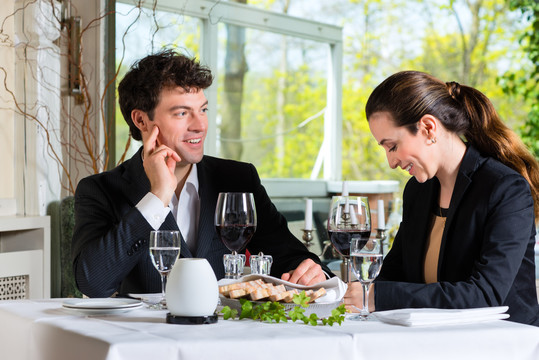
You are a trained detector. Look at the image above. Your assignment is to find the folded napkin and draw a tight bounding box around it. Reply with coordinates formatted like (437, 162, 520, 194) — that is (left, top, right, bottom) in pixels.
(373, 306, 510, 327)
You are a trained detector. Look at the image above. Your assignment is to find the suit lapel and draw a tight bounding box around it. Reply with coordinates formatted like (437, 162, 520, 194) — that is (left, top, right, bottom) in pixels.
(407, 179, 438, 281)
(438, 146, 483, 270)
(160, 212, 192, 258)
(122, 147, 152, 207)
(195, 157, 219, 258)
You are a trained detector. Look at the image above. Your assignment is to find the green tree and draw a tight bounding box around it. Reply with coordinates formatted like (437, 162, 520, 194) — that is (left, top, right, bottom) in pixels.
(400, 0, 530, 128)
(503, 0, 539, 159)
(241, 64, 326, 178)
(340, 0, 531, 189)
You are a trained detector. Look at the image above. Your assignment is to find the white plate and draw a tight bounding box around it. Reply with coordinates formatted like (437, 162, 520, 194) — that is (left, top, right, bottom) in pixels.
(62, 298, 143, 315)
(218, 274, 347, 318)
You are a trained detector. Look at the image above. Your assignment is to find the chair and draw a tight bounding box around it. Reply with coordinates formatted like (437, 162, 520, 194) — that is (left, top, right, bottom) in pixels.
(60, 196, 82, 298)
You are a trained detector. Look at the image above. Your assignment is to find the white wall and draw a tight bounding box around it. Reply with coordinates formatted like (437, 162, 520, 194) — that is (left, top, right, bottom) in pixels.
(0, 0, 108, 216)
(0, 2, 16, 215)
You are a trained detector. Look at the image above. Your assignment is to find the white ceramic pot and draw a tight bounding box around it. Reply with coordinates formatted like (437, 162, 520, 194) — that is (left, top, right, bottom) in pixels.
(166, 258, 218, 316)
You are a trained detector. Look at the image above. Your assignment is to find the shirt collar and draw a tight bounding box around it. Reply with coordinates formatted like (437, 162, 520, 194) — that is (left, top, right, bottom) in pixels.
(185, 163, 199, 194)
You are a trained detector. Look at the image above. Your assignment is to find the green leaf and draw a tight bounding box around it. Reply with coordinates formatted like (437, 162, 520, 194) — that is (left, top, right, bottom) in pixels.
(308, 313, 319, 326)
(239, 298, 253, 319)
(221, 306, 238, 320)
(221, 297, 345, 326)
(293, 291, 311, 307)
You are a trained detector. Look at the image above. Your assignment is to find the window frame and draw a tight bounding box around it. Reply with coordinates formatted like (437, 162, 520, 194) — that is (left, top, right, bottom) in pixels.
(117, 0, 343, 180)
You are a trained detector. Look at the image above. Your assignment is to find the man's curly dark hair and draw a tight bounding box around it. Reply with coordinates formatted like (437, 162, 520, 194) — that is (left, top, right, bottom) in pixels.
(118, 49, 214, 141)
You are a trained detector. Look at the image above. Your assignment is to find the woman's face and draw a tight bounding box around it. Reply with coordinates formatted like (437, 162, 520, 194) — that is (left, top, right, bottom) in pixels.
(368, 111, 437, 183)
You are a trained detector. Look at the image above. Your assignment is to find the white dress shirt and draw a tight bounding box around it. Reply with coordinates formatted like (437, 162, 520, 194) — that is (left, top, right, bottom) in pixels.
(136, 164, 200, 254)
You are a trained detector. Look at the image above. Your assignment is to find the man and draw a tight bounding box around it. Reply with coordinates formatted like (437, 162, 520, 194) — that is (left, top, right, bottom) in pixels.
(72, 49, 329, 298)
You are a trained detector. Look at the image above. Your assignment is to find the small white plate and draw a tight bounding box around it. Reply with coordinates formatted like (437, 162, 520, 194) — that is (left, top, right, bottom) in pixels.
(62, 298, 143, 315)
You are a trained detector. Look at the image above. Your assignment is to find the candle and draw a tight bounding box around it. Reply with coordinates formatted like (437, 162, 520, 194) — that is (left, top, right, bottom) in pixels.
(349, 203, 358, 225)
(304, 199, 313, 230)
(342, 181, 349, 196)
(378, 199, 385, 229)
(344, 197, 350, 214)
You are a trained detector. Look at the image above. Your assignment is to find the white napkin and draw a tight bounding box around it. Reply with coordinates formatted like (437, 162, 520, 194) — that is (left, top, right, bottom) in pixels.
(373, 306, 510, 327)
(218, 274, 348, 303)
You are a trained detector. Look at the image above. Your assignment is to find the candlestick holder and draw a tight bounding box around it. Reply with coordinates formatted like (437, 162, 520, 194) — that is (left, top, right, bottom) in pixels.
(301, 228, 315, 248)
(376, 228, 387, 256)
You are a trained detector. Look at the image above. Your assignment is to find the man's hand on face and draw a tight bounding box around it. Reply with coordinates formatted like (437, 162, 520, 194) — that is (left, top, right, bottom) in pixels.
(281, 258, 326, 286)
(143, 126, 182, 206)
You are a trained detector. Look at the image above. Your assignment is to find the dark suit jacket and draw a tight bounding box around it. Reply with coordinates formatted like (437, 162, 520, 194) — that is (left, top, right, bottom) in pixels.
(375, 146, 539, 326)
(72, 148, 327, 298)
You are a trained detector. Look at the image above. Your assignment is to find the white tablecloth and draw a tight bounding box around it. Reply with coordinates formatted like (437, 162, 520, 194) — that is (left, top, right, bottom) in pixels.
(1, 299, 539, 360)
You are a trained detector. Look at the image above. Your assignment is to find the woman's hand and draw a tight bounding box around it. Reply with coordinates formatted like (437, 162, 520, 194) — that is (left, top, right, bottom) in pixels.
(343, 282, 375, 313)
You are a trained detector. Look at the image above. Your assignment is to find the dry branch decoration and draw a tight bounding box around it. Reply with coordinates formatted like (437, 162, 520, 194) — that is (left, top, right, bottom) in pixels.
(0, 0, 135, 195)
(0, 0, 221, 196)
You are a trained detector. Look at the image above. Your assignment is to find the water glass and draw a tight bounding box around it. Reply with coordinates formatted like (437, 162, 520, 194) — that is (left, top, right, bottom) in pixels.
(149, 230, 181, 309)
(349, 236, 383, 320)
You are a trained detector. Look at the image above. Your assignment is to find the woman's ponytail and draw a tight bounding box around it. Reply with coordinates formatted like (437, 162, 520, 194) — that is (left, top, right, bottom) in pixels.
(458, 85, 539, 218)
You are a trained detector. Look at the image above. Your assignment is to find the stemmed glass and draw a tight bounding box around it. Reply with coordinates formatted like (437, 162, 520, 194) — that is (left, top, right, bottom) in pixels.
(349, 236, 383, 320)
(327, 196, 371, 282)
(215, 192, 257, 279)
(149, 230, 181, 309)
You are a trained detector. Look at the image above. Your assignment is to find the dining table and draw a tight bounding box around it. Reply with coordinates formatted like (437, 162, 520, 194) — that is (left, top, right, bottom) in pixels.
(1, 298, 539, 360)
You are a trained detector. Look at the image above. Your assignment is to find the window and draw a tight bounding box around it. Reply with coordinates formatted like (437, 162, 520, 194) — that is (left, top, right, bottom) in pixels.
(115, 0, 342, 180)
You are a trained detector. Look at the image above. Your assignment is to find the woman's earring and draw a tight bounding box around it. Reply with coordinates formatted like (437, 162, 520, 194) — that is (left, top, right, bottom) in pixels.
(430, 138, 437, 144)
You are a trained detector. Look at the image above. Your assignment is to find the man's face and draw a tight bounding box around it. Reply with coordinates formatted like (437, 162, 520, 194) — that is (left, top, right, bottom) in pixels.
(147, 87, 208, 166)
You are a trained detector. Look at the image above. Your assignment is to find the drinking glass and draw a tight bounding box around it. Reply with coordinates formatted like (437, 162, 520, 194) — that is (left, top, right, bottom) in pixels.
(327, 196, 371, 282)
(349, 236, 383, 320)
(215, 192, 257, 279)
(149, 230, 181, 309)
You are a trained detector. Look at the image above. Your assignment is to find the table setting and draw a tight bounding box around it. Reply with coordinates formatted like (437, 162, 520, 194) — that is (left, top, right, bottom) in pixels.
(2, 296, 539, 360)
(1, 189, 539, 359)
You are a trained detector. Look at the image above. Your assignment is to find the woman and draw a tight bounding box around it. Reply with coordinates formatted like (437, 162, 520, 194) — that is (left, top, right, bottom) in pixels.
(344, 71, 539, 326)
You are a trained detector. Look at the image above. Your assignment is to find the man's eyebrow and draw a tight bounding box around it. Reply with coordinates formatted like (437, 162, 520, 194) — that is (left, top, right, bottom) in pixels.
(169, 105, 191, 111)
(168, 101, 208, 112)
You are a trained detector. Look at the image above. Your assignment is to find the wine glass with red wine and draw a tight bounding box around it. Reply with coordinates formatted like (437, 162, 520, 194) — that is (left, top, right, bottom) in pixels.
(327, 196, 371, 282)
(215, 192, 257, 279)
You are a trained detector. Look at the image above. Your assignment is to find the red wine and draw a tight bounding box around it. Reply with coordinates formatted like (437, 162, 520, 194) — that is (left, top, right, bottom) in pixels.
(216, 225, 256, 252)
(328, 230, 371, 257)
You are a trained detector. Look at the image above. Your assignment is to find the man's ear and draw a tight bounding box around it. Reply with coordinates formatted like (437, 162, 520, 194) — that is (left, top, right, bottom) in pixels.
(131, 109, 150, 133)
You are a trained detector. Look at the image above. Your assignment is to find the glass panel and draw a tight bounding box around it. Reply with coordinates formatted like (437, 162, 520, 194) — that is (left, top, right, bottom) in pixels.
(114, 3, 201, 164)
(217, 24, 328, 179)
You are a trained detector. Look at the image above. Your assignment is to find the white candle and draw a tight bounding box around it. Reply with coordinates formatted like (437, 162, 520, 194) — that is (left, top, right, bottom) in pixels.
(304, 199, 313, 230)
(342, 181, 349, 196)
(350, 203, 358, 225)
(378, 199, 385, 229)
(344, 197, 350, 214)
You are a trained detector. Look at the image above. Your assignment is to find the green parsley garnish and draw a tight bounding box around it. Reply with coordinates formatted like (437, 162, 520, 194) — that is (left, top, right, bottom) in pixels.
(220, 290, 346, 326)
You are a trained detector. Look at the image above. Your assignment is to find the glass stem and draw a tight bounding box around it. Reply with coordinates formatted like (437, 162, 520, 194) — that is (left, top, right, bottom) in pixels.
(362, 283, 369, 316)
(342, 257, 350, 283)
(161, 274, 166, 301)
(231, 251, 238, 279)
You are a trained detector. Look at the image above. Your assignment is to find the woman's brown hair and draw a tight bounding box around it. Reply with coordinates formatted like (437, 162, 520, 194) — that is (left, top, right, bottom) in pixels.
(365, 70, 539, 218)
